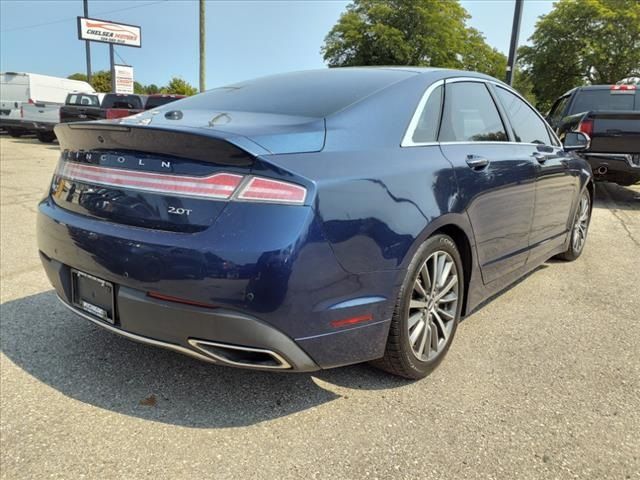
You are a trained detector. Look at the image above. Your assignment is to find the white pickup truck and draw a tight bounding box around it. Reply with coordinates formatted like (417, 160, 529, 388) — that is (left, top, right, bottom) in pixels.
(0, 72, 94, 142)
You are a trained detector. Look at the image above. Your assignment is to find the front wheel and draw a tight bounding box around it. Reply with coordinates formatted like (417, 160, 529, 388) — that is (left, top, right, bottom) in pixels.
(7, 129, 23, 138)
(371, 234, 464, 379)
(556, 189, 591, 261)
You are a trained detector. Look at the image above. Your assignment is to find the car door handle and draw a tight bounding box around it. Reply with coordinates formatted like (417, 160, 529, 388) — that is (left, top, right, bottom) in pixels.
(532, 152, 547, 164)
(466, 155, 489, 170)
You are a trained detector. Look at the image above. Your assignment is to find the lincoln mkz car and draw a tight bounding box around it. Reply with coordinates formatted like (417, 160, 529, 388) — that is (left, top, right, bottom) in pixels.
(37, 68, 593, 379)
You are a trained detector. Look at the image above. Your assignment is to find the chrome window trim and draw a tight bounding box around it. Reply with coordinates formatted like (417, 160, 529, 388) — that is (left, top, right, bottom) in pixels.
(402, 76, 563, 149)
(401, 79, 444, 147)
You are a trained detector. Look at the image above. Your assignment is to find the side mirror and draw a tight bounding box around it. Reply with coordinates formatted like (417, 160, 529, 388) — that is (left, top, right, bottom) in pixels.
(563, 131, 590, 152)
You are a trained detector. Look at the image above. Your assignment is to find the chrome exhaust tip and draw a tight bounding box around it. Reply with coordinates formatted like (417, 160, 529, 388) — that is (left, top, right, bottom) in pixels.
(187, 339, 292, 370)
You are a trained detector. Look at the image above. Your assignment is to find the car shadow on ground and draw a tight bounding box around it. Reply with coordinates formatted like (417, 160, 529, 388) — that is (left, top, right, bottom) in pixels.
(4, 136, 59, 150)
(593, 182, 640, 211)
(0, 291, 412, 429)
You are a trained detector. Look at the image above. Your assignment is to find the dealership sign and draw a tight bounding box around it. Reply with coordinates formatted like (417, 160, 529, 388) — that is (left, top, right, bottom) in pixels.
(114, 65, 134, 94)
(77, 17, 141, 48)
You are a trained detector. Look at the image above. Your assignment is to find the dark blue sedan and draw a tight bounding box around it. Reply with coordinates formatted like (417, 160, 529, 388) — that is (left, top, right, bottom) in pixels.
(37, 68, 593, 379)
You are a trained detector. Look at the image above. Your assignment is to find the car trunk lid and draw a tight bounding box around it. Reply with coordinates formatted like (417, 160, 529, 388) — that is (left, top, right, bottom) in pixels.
(52, 123, 258, 233)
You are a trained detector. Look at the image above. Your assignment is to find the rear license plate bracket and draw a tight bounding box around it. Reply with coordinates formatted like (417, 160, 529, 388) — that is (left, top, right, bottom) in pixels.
(71, 269, 116, 324)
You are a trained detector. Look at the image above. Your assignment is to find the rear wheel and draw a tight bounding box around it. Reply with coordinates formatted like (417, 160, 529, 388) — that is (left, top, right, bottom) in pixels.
(371, 234, 463, 379)
(36, 132, 56, 143)
(556, 189, 591, 261)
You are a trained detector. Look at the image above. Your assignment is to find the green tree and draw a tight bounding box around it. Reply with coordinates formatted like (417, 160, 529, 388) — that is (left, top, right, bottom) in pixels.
(321, 0, 506, 77)
(161, 77, 198, 96)
(145, 83, 160, 94)
(67, 71, 111, 92)
(518, 0, 640, 111)
(134, 81, 146, 94)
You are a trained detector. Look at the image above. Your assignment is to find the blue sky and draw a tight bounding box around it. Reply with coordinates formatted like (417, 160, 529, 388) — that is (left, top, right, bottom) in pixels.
(0, 0, 555, 89)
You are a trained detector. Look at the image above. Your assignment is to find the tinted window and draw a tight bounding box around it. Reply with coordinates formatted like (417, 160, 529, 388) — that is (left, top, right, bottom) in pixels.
(548, 95, 570, 124)
(412, 85, 443, 143)
(571, 89, 638, 112)
(496, 87, 551, 144)
(102, 94, 143, 110)
(170, 69, 415, 117)
(145, 96, 183, 110)
(439, 82, 508, 142)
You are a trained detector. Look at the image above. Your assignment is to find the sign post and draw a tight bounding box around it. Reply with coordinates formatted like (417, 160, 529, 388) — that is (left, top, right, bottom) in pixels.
(77, 17, 141, 93)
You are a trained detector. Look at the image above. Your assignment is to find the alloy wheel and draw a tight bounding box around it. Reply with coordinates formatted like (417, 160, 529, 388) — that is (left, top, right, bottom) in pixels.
(407, 250, 459, 361)
(572, 193, 590, 253)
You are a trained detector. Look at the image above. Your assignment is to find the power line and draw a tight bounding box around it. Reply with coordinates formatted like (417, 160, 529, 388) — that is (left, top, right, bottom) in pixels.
(114, 48, 129, 66)
(1, 0, 168, 33)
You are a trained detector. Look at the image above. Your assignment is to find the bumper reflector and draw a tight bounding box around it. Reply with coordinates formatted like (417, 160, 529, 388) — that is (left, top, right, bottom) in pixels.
(330, 314, 373, 328)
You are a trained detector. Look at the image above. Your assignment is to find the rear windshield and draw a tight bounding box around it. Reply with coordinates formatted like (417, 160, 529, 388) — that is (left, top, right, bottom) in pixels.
(102, 94, 143, 110)
(66, 93, 100, 106)
(145, 96, 182, 110)
(171, 69, 415, 117)
(571, 89, 638, 112)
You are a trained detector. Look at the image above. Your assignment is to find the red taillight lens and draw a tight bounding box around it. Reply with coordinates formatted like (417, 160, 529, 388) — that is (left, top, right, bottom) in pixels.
(578, 119, 593, 136)
(105, 109, 120, 119)
(56, 162, 243, 199)
(54, 161, 307, 204)
(236, 177, 307, 205)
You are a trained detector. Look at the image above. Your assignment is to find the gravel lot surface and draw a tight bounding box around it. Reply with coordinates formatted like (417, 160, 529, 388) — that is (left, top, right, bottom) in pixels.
(1, 135, 639, 479)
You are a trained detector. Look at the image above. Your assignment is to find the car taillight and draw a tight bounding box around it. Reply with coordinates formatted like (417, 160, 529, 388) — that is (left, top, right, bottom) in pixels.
(236, 177, 307, 204)
(105, 109, 119, 119)
(54, 161, 307, 204)
(578, 119, 593, 136)
(610, 85, 636, 91)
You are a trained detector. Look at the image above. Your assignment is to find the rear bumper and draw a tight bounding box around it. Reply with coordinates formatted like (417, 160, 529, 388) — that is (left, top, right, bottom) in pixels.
(44, 254, 320, 371)
(37, 197, 399, 371)
(0, 118, 29, 131)
(583, 153, 640, 185)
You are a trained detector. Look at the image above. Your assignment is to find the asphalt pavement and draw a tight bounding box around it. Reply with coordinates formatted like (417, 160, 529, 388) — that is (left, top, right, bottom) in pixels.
(1, 135, 638, 479)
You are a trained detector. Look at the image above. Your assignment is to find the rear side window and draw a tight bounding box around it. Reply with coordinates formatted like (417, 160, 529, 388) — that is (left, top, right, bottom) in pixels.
(496, 87, 551, 145)
(412, 85, 443, 143)
(439, 82, 508, 142)
(548, 95, 570, 124)
(66, 94, 100, 106)
(571, 89, 638, 112)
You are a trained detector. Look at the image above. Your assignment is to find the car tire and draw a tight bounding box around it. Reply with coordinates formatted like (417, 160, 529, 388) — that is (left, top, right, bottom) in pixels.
(7, 129, 23, 138)
(556, 188, 591, 262)
(36, 132, 56, 143)
(371, 234, 464, 379)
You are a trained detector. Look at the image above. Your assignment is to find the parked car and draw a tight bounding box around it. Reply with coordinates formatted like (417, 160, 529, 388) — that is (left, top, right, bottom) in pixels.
(0, 72, 93, 137)
(60, 93, 144, 124)
(38, 68, 593, 379)
(144, 94, 186, 110)
(547, 84, 640, 185)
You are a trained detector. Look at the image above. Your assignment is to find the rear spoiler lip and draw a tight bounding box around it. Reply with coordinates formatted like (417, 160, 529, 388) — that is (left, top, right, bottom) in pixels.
(53, 122, 270, 166)
(54, 122, 272, 162)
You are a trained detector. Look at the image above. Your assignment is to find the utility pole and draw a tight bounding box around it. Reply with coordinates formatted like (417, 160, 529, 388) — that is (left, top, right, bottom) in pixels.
(199, 0, 206, 92)
(505, 0, 524, 86)
(83, 0, 92, 84)
(109, 44, 115, 93)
